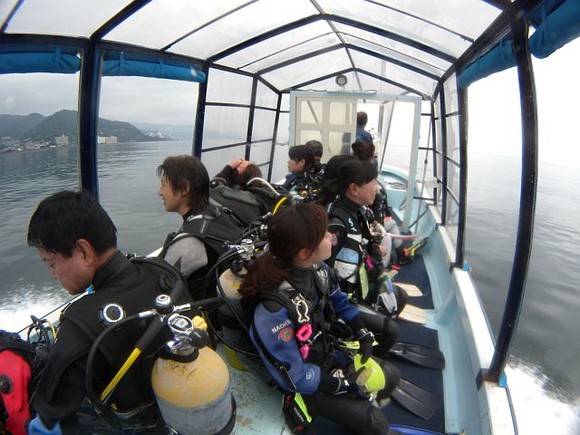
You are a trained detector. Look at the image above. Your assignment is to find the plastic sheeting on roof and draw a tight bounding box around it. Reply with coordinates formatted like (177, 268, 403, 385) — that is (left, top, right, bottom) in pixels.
(0, 0, 502, 96)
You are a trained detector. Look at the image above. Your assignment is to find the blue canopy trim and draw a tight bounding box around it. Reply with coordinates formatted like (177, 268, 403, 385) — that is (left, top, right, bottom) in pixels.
(0, 44, 206, 83)
(0, 45, 80, 74)
(458, 0, 580, 87)
(102, 52, 206, 82)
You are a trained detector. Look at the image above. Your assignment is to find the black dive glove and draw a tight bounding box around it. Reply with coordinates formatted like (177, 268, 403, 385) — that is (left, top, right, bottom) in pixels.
(354, 328, 374, 364)
(332, 368, 367, 395)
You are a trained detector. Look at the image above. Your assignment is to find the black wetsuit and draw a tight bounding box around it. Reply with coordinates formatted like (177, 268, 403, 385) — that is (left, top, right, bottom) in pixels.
(32, 251, 192, 433)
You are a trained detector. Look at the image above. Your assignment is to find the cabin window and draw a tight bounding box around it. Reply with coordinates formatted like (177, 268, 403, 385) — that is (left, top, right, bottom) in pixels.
(202, 105, 250, 149)
(248, 141, 273, 168)
(97, 75, 197, 254)
(252, 109, 276, 142)
(207, 69, 252, 105)
(0, 72, 80, 310)
(255, 82, 278, 110)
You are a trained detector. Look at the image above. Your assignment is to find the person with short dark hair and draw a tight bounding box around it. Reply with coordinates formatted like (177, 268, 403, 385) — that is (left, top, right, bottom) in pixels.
(356, 111, 373, 145)
(280, 144, 315, 192)
(305, 140, 324, 174)
(27, 190, 192, 434)
(351, 140, 375, 163)
(239, 203, 399, 434)
(157, 155, 219, 299)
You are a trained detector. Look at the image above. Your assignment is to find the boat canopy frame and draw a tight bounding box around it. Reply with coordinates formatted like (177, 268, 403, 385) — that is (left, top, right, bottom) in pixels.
(1, 0, 577, 387)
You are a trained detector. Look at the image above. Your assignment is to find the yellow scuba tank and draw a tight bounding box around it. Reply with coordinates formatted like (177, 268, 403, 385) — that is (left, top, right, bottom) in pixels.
(217, 266, 249, 371)
(151, 315, 235, 434)
(217, 238, 257, 371)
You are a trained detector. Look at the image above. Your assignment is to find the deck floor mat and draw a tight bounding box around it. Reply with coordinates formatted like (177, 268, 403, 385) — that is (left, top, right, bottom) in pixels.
(393, 254, 434, 310)
(384, 253, 444, 433)
(383, 322, 445, 433)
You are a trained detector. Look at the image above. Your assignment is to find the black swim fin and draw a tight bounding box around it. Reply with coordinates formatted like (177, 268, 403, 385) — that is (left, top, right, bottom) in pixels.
(391, 378, 441, 421)
(388, 342, 445, 370)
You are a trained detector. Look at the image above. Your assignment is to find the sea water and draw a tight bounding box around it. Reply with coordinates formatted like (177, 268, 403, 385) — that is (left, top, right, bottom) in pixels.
(0, 141, 578, 433)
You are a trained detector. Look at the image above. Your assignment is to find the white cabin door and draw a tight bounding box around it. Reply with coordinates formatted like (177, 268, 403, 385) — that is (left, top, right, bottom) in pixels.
(290, 93, 357, 162)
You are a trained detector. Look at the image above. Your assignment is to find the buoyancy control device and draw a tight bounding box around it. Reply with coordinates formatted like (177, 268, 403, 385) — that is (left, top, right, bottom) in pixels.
(86, 284, 235, 435)
(0, 320, 51, 435)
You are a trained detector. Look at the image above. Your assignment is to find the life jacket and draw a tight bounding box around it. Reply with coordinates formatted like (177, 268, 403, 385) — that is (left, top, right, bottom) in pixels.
(371, 178, 392, 223)
(327, 199, 389, 303)
(209, 185, 269, 227)
(0, 331, 46, 435)
(326, 200, 366, 295)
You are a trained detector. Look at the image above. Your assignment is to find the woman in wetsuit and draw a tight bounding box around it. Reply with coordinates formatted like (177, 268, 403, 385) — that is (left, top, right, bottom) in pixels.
(318, 156, 405, 350)
(238, 203, 399, 434)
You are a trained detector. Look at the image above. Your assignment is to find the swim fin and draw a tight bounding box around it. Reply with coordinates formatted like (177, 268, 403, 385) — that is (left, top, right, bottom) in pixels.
(388, 342, 445, 370)
(391, 378, 441, 420)
(403, 237, 428, 259)
(393, 282, 423, 298)
(397, 304, 426, 324)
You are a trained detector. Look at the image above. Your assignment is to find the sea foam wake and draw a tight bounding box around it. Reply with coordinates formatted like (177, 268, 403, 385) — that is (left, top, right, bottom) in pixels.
(507, 362, 580, 434)
(1, 292, 578, 435)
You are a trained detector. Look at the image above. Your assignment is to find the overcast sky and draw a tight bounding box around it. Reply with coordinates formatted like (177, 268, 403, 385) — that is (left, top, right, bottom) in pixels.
(1, 37, 578, 165)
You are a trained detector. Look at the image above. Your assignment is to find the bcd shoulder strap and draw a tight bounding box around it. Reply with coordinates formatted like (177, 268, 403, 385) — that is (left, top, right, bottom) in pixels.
(159, 205, 246, 259)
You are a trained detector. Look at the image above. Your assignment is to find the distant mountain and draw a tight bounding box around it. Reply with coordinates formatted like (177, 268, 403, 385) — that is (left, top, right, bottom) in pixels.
(0, 113, 44, 138)
(0, 110, 158, 145)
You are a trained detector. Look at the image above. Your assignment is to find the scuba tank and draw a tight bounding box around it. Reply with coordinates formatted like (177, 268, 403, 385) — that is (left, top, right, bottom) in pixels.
(86, 290, 235, 435)
(151, 314, 235, 435)
(216, 239, 258, 371)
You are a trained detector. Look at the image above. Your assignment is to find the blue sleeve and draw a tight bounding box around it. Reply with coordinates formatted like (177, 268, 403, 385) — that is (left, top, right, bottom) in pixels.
(28, 416, 62, 435)
(250, 303, 322, 394)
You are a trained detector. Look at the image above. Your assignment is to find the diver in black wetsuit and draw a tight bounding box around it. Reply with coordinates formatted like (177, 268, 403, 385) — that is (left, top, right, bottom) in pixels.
(26, 190, 193, 434)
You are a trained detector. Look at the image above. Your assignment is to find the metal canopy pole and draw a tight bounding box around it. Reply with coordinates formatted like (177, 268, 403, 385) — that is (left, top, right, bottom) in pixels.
(455, 86, 468, 267)
(77, 42, 102, 198)
(193, 64, 209, 158)
(485, 9, 538, 384)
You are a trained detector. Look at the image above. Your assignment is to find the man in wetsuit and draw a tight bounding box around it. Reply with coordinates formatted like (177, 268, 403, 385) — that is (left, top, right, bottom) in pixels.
(27, 190, 192, 434)
(157, 155, 244, 300)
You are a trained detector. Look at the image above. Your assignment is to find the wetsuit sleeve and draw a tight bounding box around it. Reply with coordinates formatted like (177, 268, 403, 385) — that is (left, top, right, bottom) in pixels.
(211, 165, 235, 187)
(163, 236, 208, 278)
(327, 216, 347, 267)
(328, 279, 360, 323)
(32, 318, 91, 431)
(250, 303, 322, 394)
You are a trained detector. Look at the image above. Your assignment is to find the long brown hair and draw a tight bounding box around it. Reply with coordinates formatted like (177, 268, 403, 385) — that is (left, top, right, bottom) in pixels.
(234, 163, 262, 186)
(238, 203, 328, 298)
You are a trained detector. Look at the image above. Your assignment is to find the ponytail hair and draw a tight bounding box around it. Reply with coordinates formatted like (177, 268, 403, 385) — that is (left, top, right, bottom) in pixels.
(351, 140, 375, 161)
(238, 203, 328, 299)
